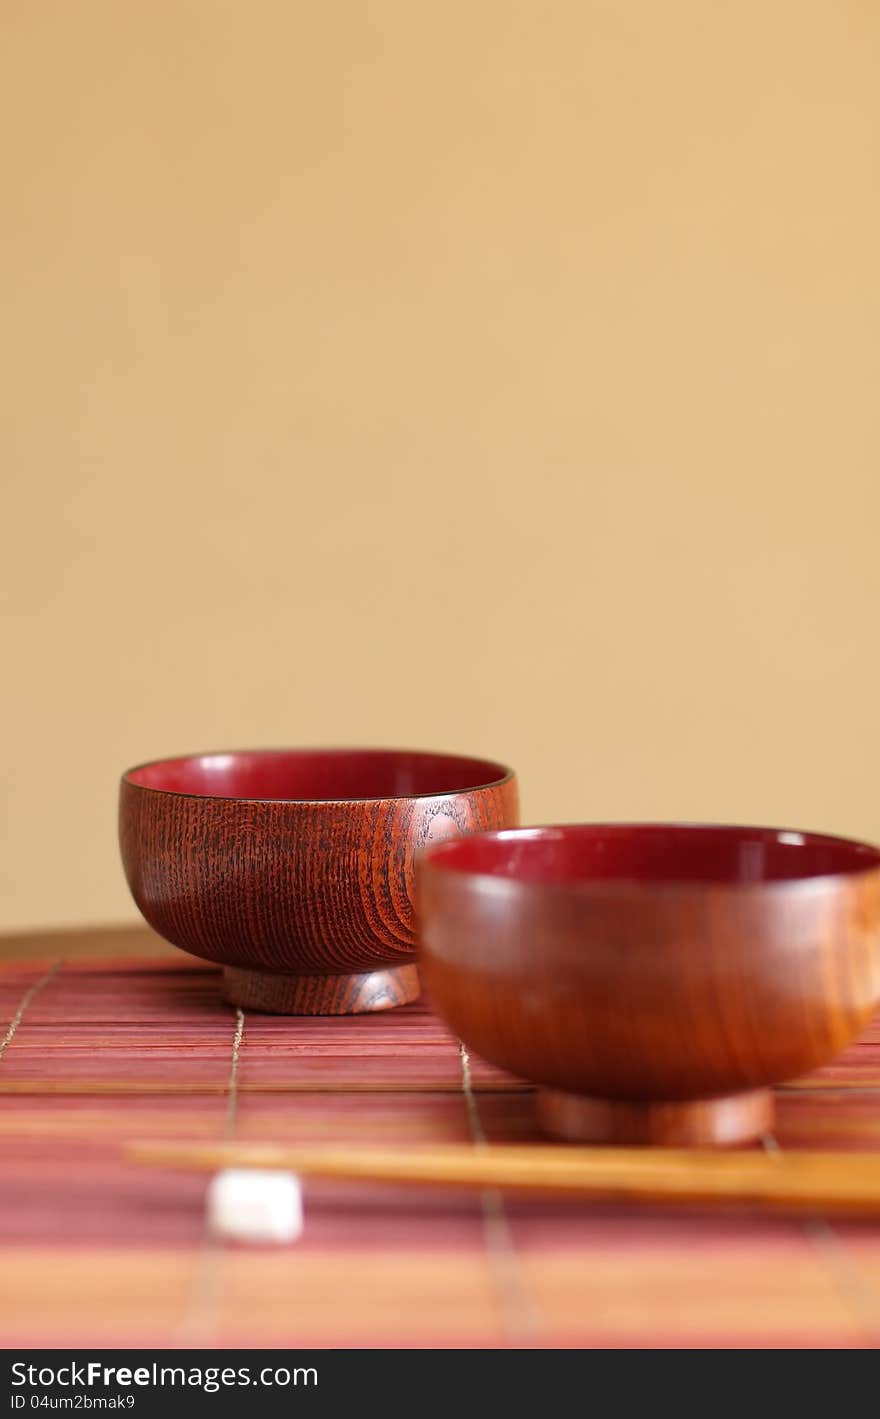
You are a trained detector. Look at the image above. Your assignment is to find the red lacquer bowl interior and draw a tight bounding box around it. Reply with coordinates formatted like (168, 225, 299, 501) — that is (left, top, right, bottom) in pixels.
(423, 823, 880, 885)
(124, 748, 513, 802)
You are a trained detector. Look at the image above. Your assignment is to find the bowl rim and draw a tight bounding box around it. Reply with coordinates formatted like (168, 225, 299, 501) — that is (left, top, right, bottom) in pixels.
(120, 746, 516, 805)
(419, 821, 880, 892)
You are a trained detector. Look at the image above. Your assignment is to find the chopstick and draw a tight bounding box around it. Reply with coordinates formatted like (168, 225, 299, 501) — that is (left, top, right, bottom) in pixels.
(124, 1140, 880, 1217)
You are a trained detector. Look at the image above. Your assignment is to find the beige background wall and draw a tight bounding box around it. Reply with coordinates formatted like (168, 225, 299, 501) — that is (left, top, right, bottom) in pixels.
(2, 2, 879, 932)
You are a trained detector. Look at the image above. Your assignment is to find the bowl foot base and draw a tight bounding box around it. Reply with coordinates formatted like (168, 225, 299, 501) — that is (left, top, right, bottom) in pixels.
(222, 963, 420, 1015)
(535, 1087, 774, 1147)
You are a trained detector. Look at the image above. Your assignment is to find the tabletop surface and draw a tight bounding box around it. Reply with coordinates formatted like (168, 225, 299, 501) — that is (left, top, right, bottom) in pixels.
(2, 925, 880, 1348)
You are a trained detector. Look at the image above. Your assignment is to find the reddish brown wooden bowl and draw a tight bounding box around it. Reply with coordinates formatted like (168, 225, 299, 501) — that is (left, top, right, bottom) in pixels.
(418, 824, 880, 1146)
(120, 748, 517, 1015)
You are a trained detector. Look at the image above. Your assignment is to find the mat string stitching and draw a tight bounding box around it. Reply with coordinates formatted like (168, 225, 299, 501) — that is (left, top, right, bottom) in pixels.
(762, 1129, 880, 1342)
(177, 1007, 246, 1341)
(224, 1008, 245, 1140)
(0, 961, 62, 1061)
(458, 1041, 540, 1343)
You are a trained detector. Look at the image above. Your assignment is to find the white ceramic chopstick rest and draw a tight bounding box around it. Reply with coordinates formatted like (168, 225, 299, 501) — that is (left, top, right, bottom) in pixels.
(206, 1169, 303, 1244)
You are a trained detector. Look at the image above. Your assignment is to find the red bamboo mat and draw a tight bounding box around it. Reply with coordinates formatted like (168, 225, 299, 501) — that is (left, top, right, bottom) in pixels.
(2, 935, 880, 1349)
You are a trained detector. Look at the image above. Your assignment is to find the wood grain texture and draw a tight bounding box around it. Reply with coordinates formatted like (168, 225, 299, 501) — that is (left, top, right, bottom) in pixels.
(119, 748, 517, 1014)
(418, 824, 880, 1145)
(534, 1086, 774, 1147)
(222, 962, 420, 1015)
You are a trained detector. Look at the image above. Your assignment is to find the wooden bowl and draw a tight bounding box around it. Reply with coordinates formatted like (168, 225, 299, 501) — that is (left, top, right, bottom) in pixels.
(418, 824, 880, 1145)
(120, 748, 517, 1015)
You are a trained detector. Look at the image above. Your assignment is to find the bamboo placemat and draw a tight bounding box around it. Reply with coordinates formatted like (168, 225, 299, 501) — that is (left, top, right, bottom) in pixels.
(2, 928, 880, 1348)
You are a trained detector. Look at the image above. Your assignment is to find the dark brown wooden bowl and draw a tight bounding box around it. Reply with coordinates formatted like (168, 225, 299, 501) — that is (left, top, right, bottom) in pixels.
(417, 824, 880, 1145)
(120, 748, 517, 1015)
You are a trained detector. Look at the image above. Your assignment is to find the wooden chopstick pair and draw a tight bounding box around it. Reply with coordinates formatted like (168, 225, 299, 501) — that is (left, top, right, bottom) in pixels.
(125, 1140, 880, 1217)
